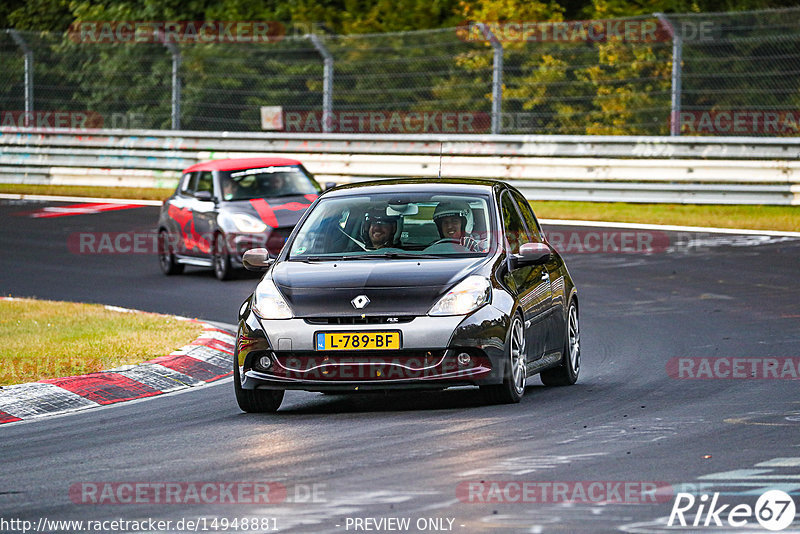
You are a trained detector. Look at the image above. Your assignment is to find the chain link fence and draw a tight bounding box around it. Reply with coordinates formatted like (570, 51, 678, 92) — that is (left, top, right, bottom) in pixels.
(1, 6, 800, 136)
(671, 7, 800, 136)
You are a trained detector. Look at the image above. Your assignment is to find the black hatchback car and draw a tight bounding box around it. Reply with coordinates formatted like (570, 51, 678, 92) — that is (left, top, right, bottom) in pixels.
(234, 178, 580, 412)
(157, 157, 324, 280)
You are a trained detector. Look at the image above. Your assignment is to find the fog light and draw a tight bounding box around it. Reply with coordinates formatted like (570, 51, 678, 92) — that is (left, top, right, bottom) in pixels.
(256, 355, 273, 371)
(457, 352, 471, 366)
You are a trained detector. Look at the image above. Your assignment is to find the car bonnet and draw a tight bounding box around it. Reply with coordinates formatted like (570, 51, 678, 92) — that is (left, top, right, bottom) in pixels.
(225, 194, 318, 228)
(271, 257, 486, 317)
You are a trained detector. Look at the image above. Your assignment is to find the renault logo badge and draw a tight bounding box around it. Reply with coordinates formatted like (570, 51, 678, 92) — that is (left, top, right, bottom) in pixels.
(351, 295, 370, 309)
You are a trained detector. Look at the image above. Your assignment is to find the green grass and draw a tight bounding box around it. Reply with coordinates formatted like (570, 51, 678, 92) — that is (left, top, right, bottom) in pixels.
(1, 183, 798, 232)
(531, 201, 799, 232)
(0, 183, 172, 202)
(0, 298, 204, 386)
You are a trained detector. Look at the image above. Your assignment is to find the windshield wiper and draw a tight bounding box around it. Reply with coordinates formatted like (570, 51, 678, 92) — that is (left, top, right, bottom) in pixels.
(292, 252, 458, 262)
(234, 192, 308, 201)
(291, 255, 367, 262)
(292, 255, 344, 262)
(271, 192, 309, 198)
(357, 252, 448, 259)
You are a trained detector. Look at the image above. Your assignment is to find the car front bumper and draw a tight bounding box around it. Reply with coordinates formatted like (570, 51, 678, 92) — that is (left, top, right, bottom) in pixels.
(226, 228, 293, 262)
(236, 303, 510, 392)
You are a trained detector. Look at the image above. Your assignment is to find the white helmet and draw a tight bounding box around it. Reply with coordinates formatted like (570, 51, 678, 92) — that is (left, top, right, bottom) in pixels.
(433, 201, 473, 236)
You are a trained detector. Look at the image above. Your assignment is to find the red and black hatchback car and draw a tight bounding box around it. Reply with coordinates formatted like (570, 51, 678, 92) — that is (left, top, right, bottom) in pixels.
(157, 157, 324, 280)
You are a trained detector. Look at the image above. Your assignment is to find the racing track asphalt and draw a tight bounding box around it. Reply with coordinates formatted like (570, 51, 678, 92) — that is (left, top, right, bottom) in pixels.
(0, 198, 799, 533)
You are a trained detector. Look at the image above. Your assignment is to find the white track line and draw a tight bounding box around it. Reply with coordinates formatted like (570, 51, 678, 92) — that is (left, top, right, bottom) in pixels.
(0, 193, 162, 206)
(539, 218, 800, 238)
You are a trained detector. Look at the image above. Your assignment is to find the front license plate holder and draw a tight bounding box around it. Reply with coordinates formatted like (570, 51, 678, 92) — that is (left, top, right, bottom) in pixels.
(315, 331, 402, 351)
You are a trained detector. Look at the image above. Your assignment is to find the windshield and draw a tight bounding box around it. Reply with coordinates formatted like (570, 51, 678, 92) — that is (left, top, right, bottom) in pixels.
(288, 192, 494, 259)
(219, 165, 321, 200)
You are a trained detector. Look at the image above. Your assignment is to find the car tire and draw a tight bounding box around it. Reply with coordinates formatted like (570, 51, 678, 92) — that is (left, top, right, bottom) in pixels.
(158, 230, 184, 275)
(540, 300, 580, 386)
(481, 313, 526, 404)
(233, 354, 284, 413)
(213, 233, 232, 281)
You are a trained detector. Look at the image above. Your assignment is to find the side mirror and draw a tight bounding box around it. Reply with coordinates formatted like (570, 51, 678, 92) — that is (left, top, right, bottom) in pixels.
(511, 242, 552, 268)
(324, 182, 337, 191)
(194, 190, 213, 202)
(242, 248, 274, 271)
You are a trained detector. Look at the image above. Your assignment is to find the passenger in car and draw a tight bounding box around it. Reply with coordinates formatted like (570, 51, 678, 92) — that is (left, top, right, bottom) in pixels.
(268, 173, 291, 195)
(433, 201, 485, 251)
(433, 201, 471, 240)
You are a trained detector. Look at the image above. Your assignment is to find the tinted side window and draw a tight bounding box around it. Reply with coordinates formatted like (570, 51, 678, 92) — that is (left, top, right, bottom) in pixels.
(196, 171, 214, 195)
(512, 189, 542, 242)
(501, 192, 530, 254)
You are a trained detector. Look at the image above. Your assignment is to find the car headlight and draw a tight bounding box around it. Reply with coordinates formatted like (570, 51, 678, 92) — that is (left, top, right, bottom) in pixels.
(252, 278, 293, 319)
(428, 275, 491, 316)
(231, 213, 268, 233)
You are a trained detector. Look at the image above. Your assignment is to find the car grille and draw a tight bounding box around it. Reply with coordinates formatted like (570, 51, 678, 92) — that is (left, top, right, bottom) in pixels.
(262, 350, 492, 382)
(304, 316, 415, 325)
(275, 350, 447, 369)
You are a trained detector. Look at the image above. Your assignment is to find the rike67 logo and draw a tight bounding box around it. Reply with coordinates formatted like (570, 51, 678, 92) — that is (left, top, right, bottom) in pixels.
(668, 490, 797, 531)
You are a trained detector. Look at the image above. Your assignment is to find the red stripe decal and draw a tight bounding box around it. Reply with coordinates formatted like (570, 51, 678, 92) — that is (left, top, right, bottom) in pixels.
(42, 373, 162, 405)
(168, 205, 211, 254)
(168, 204, 193, 227)
(148, 355, 231, 382)
(249, 199, 278, 228)
(0, 411, 22, 424)
(271, 201, 312, 212)
(304, 194, 319, 203)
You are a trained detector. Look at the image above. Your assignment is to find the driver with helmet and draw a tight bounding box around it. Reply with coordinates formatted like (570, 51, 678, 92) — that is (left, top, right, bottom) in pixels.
(432, 201, 484, 252)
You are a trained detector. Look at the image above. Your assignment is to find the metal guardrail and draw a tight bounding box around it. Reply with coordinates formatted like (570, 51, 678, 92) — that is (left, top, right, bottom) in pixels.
(4, 128, 800, 158)
(1, 128, 799, 204)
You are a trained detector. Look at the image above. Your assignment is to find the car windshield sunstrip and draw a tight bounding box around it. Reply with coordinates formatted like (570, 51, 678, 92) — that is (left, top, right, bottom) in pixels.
(220, 166, 319, 201)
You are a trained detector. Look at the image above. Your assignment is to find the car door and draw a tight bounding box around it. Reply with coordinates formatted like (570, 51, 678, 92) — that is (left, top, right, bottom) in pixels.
(166, 172, 200, 256)
(169, 171, 214, 257)
(499, 190, 552, 363)
(512, 189, 562, 355)
(188, 170, 217, 258)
